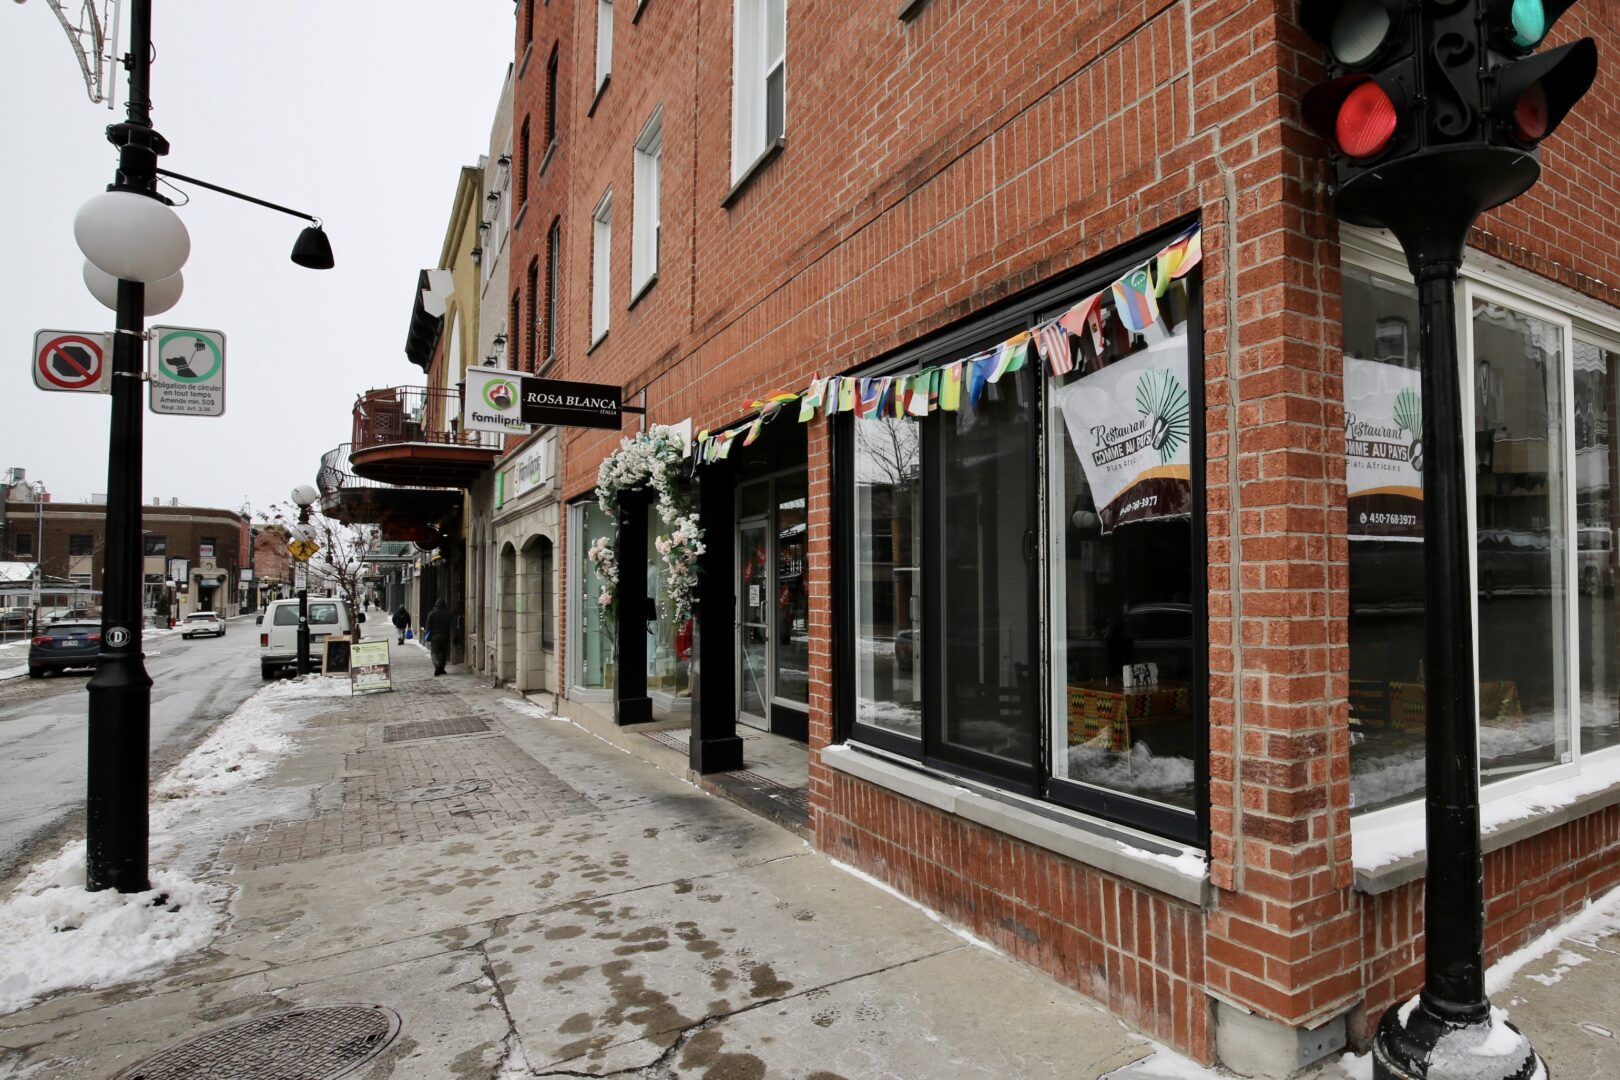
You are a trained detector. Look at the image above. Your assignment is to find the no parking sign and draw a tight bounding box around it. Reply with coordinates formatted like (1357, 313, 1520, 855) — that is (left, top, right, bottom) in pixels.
(33, 330, 112, 393)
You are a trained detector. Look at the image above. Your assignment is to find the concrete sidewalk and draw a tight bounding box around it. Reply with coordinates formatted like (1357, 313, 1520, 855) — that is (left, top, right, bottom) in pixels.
(0, 639, 1173, 1079)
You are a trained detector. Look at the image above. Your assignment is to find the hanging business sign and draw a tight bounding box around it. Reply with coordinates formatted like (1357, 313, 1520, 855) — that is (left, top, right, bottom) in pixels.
(509, 437, 553, 500)
(148, 326, 226, 416)
(1053, 332, 1193, 533)
(519, 377, 624, 429)
(1345, 356, 1424, 542)
(463, 367, 532, 435)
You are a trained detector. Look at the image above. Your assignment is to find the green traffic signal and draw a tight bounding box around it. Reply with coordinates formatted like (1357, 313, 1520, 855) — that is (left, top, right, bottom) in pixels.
(1489, 0, 1579, 53)
(1510, 0, 1547, 47)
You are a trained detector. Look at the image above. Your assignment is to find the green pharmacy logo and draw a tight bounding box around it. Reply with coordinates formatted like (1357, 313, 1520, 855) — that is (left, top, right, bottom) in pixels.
(1136, 368, 1190, 465)
(484, 379, 517, 411)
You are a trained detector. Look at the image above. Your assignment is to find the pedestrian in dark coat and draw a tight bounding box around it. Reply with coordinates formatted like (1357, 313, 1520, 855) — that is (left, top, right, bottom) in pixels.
(425, 599, 454, 675)
(392, 605, 411, 644)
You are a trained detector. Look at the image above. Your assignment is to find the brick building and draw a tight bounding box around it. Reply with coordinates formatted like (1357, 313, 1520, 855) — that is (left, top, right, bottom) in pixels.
(366, 0, 1620, 1072)
(1, 488, 250, 619)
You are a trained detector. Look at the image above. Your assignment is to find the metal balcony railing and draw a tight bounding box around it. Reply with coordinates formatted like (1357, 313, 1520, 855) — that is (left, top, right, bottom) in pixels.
(351, 385, 502, 453)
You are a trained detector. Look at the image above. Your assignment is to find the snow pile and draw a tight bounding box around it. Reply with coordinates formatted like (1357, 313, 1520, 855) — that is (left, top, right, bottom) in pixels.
(1484, 882, 1620, 995)
(0, 674, 349, 1015)
(500, 697, 553, 720)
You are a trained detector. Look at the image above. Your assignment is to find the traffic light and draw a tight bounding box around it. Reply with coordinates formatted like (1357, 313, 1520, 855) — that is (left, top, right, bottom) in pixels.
(1300, 0, 1598, 245)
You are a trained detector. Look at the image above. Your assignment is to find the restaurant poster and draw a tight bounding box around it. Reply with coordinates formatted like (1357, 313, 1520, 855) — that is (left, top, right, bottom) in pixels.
(350, 639, 394, 695)
(1344, 356, 1423, 542)
(1054, 333, 1192, 533)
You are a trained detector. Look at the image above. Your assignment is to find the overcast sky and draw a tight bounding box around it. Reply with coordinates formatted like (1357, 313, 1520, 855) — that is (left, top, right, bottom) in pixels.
(0, 0, 512, 519)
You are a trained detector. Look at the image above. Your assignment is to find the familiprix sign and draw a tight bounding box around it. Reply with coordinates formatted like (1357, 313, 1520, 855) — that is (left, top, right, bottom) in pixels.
(519, 377, 623, 429)
(463, 367, 532, 435)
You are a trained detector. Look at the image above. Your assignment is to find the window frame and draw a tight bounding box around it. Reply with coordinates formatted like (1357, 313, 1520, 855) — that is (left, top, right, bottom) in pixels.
(545, 218, 560, 368)
(595, 0, 613, 98)
(591, 189, 613, 346)
(1341, 227, 1620, 843)
(632, 107, 663, 300)
(510, 291, 523, 371)
(834, 222, 1209, 846)
(545, 44, 560, 155)
(14, 532, 34, 558)
(527, 258, 541, 371)
(730, 0, 786, 185)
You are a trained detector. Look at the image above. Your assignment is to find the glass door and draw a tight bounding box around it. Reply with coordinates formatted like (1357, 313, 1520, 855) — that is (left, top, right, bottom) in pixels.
(739, 518, 771, 729)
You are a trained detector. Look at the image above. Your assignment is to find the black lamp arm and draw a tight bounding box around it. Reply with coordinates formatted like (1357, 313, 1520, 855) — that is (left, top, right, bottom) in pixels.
(155, 167, 322, 227)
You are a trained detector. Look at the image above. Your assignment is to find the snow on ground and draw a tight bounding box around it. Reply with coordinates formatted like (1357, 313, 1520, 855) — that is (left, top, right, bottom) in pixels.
(0, 674, 352, 1015)
(0, 667, 25, 681)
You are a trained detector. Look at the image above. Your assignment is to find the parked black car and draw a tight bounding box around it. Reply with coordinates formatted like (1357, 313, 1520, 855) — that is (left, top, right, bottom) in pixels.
(28, 620, 101, 678)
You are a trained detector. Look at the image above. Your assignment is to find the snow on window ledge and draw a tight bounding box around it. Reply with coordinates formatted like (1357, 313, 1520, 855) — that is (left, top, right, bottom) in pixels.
(1353, 749, 1620, 895)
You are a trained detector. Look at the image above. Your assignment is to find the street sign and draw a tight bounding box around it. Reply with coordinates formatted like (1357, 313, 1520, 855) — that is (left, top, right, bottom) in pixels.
(519, 376, 625, 429)
(148, 326, 226, 416)
(288, 538, 320, 561)
(463, 367, 532, 435)
(33, 330, 112, 393)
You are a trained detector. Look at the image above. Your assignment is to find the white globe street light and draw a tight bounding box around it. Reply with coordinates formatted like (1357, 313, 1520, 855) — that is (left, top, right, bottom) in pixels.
(73, 189, 190, 284)
(290, 484, 320, 508)
(82, 260, 183, 316)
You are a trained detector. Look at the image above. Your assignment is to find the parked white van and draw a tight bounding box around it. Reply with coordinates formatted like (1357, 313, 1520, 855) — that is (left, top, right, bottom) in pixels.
(258, 597, 361, 679)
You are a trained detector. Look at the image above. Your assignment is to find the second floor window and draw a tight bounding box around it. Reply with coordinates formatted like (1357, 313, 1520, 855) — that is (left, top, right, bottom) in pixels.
(519, 118, 532, 207)
(143, 534, 167, 556)
(527, 259, 541, 371)
(632, 108, 663, 296)
(14, 532, 33, 559)
(595, 0, 613, 96)
(546, 45, 559, 149)
(732, 0, 785, 183)
(510, 292, 522, 370)
(69, 533, 93, 557)
(545, 220, 560, 364)
(592, 191, 613, 344)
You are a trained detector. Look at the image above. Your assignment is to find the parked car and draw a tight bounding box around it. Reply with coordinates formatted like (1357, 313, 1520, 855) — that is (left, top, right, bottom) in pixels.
(180, 611, 226, 639)
(28, 620, 100, 678)
(258, 597, 361, 679)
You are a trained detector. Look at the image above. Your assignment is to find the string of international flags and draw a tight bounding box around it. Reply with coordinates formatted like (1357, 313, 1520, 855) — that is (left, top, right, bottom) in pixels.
(692, 224, 1202, 464)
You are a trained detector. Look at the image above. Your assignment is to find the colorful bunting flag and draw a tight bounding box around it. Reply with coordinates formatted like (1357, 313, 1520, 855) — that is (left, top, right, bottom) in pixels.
(1165, 226, 1202, 279)
(749, 392, 799, 412)
(906, 373, 930, 416)
(988, 333, 1030, 383)
(967, 356, 991, 406)
(798, 378, 824, 422)
(1034, 321, 1074, 376)
(839, 377, 856, 414)
(940, 362, 962, 411)
(856, 378, 882, 418)
(1060, 293, 1107, 358)
(1111, 267, 1159, 334)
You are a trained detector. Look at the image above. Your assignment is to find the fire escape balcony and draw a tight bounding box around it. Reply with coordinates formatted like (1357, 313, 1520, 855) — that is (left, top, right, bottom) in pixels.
(318, 443, 462, 548)
(347, 385, 501, 487)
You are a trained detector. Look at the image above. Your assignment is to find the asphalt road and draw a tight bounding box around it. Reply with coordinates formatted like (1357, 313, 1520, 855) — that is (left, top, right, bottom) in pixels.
(0, 615, 264, 881)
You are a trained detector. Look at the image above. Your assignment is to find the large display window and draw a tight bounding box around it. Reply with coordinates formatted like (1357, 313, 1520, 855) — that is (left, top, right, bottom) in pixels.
(839, 225, 1207, 843)
(1344, 248, 1620, 817)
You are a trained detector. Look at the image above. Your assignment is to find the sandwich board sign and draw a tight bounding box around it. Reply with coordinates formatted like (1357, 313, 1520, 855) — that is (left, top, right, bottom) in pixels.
(34, 330, 112, 393)
(148, 326, 226, 416)
(349, 639, 393, 694)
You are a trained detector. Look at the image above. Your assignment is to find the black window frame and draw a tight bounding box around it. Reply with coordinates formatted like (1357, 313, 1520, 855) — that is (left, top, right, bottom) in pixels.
(834, 219, 1209, 847)
(143, 534, 167, 556)
(13, 532, 33, 558)
(68, 533, 94, 557)
(545, 218, 560, 365)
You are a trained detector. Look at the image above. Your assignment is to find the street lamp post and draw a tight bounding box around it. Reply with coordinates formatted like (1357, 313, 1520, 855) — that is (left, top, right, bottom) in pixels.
(291, 485, 319, 676)
(70, 0, 332, 893)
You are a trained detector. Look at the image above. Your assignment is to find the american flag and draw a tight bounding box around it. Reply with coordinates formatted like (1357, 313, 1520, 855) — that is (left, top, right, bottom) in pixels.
(1033, 320, 1074, 377)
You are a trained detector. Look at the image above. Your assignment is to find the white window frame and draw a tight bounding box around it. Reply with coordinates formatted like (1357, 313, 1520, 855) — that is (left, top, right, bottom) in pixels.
(632, 107, 663, 299)
(595, 0, 613, 96)
(1342, 226, 1620, 849)
(591, 189, 613, 345)
(731, 0, 785, 184)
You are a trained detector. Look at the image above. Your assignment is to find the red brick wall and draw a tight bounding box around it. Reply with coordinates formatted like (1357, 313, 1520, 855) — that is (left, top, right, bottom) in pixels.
(1356, 804, 1620, 1043)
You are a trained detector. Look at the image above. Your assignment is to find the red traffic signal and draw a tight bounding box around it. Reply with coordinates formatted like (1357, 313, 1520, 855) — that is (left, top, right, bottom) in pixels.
(1492, 39, 1598, 145)
(1303, 72, 1410, 159)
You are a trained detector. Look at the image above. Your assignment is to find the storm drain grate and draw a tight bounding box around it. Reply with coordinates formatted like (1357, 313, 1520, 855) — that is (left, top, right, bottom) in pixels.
(111, 1003, 399, 1080)
(385, 778, 493, 803)
(382, 716, 489, 743)
(642, 730, 687, 752)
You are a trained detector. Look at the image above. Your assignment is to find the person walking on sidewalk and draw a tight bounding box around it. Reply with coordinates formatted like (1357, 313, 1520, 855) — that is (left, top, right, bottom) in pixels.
(425, 598, 454, 676)
(392, 604, 411, 645)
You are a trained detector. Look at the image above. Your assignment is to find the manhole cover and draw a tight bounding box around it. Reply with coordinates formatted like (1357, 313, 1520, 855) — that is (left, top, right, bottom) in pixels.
(386, 778, 492, 803)
(111, 1003, 399, 1080)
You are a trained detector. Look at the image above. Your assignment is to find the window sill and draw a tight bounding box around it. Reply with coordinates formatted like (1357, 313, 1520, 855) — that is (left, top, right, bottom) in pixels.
(518, 41, 534, 79)
(822, 743, 1209, 906)
(588, 74, 611, 118)
(513, 202, 529, 234)
(1352, 750, 1620, 895)
(898, 0, 931, 20)
(628, 271, 658, 310)
(721, 137, 785, 209)
(539, 140, 556, 178)
(587, 328, 609, 354)
(632, 0, 649, 24)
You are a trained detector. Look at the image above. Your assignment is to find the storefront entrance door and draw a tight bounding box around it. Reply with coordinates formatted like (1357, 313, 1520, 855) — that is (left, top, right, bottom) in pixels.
(739, 518, 771, 729)
(736, 471, 811, 739)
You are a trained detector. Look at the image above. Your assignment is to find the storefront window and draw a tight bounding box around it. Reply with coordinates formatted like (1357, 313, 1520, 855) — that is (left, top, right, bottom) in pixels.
(775, 474, 810, 706)
(854, 416, 923, 739)
(1474, 298, 1570, 779)
(1346, 256, 1620, 815)
(938, 367, 1037, 770)
(577, 503, 615, 689)
(1047, 289, 1197, 811)
(647, 507, 690, 706)
(1575, 339, 1620, 754)
(841, 225, 1206, 840)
